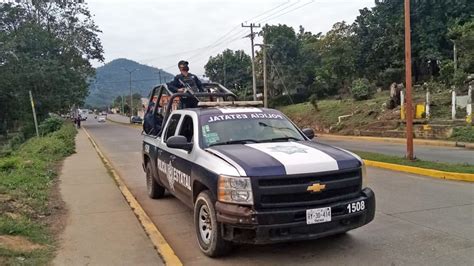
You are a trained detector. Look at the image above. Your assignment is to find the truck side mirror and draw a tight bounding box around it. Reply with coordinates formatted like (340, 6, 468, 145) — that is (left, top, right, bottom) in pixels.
(166, 135, 193, 151)
(302, 128, 315, 139)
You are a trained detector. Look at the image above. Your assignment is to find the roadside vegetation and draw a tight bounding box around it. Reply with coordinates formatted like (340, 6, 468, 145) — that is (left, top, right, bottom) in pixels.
(0, 1, 103, 142)
(203, 1, 473, 141)
(354, 150, 474, 174)
(451, 127, 474, 143)
(0, 119, 76, 265)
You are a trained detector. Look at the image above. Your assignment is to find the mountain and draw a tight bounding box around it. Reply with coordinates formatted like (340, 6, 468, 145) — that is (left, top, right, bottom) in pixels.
(86, 58, 174, 107)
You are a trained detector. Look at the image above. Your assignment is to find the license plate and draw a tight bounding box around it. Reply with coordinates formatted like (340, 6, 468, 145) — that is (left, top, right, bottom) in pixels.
(306, 207, 331, 225)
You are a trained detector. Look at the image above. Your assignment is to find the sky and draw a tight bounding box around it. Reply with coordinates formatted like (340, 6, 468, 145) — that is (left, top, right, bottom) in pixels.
(87, 0, 375, 76)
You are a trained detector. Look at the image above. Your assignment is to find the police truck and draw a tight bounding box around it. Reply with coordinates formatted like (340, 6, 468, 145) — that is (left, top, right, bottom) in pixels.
(141, 83, 375, 257)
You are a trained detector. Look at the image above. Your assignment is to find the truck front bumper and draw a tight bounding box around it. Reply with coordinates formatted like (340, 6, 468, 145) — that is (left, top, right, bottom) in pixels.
(216, 188, 375, 244)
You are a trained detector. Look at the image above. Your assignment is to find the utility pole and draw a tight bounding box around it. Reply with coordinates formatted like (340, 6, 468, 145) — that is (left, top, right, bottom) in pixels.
(121, 95, 124, 114)
(404, 0, 414, 160)
(223, 57, 226, 86)
(123, 68, 138, 117)
(159, 70, 162, 84)
(29, 90, 39, 137)
(255, 44, 271, 108)
(242, 23, 261, 101)
(453, 41, 458, 71)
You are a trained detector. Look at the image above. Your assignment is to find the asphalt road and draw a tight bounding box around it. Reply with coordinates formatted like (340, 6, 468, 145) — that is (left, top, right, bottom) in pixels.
(83, 120, 474, 265)
(317, 137, 474, 165)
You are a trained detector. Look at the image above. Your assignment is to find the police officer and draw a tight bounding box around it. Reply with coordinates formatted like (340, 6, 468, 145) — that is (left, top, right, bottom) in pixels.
(168, 60, 203, 93)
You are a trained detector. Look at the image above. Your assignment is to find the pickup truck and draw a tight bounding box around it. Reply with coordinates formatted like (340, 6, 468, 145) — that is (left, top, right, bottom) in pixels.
(142, 83, 375, 257)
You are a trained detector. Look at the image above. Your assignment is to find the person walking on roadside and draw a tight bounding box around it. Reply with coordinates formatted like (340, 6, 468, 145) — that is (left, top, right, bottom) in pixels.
(76, 114, 81, 129)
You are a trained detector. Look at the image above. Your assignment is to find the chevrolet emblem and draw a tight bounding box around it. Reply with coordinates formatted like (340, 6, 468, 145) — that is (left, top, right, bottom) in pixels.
(307, 183, 326, 193)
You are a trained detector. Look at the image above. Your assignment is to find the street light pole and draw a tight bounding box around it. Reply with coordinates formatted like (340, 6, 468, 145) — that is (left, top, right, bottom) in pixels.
(123, 68, 139, 117)
(404, 0, 414, 160)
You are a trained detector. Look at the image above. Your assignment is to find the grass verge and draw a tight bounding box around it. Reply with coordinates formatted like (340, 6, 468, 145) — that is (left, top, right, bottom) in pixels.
(0, 122, 76, 265)
(451, 126, 474, 143)
(354, 150, 474, 174)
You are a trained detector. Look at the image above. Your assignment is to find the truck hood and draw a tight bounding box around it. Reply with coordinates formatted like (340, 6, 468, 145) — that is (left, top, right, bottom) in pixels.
(206, 141, 361, 177)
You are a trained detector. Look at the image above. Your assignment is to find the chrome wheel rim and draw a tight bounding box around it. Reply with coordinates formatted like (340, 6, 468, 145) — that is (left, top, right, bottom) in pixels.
(198, 204, 212, 245)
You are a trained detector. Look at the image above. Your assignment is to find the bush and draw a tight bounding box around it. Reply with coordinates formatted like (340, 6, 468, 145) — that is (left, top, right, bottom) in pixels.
(38, 117, 63, 136)
(378, 68, 404, 88)
(439, 60, 454, 85)
(351, 78, 373, 101)
(0, 123, 77, 261)
(451, 126, 474, 142)
(269, 93, 309, 107)
(309, 94, 318, 110)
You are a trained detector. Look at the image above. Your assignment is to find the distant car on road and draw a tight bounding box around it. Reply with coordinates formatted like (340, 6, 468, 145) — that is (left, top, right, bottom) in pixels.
(97, 116, 106, 123)
(130, 116, 143, 124)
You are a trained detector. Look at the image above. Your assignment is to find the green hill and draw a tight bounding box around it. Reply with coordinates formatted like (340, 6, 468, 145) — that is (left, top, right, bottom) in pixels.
(86, 58, 174, 107)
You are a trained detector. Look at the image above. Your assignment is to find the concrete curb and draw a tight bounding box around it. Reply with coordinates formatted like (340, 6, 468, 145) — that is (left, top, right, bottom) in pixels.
(318, 134, 474, 149)
(83, 128, 182, 266)
(364, 160, 474, 182)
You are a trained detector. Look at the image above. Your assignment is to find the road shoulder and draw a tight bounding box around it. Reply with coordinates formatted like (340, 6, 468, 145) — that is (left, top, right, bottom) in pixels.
(318, 133, 474, 149)
(53, 130, 163, 265)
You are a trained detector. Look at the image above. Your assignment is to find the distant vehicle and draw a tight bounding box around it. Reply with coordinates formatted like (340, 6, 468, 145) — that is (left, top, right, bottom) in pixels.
(97, 116, 106, 123)
(141, 83, 375, 257)
(100, 111, 107, 116)
(130, 116, 143, 124)
(78, 109, 88, 121)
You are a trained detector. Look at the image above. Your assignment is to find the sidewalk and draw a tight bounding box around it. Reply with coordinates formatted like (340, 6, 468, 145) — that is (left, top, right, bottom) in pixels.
(53, 130, 163, 265)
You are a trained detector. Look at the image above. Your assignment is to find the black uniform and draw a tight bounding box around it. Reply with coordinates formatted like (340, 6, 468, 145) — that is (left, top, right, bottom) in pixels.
(167, 73, 203, 108)
(168, 73, 203, 93)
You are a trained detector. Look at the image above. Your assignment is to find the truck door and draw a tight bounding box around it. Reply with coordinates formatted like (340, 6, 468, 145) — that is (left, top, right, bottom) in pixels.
(170, 115, 195, 205)
(158, 114, 181, 193)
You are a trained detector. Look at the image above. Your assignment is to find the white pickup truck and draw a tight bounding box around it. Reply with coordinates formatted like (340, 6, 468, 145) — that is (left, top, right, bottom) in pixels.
(141, 83, 375, 257)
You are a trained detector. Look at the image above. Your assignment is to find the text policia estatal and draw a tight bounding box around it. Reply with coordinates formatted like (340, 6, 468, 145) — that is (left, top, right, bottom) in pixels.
(157, 157, 191, 191)
(207, 113, 283, 123)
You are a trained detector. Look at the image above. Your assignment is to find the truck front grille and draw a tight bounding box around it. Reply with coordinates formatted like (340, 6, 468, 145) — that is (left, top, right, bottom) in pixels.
(254, 168, 362, 209)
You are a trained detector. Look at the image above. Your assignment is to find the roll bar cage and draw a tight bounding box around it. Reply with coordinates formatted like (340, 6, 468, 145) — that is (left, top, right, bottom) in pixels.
(145, 82, 238, 136)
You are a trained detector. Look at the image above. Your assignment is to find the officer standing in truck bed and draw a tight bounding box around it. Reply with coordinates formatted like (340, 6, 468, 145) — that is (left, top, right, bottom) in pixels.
(168, 60, 203, 93)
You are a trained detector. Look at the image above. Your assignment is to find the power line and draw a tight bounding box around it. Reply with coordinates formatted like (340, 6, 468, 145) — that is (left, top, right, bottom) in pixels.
(255, 0, 301, 24)
(245, 0, 291, 22)
(268, 56, 294, 104)
(260, 0, 315, 23)
(142, 1, 298, 64)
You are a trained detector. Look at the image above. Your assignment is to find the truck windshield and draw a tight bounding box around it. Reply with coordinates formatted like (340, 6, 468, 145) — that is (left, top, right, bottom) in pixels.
(199, 110, 304, 148)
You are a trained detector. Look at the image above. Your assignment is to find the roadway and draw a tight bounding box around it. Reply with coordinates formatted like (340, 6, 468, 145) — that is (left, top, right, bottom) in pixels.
(317, 136, 474, 165)
(83, 120, 474, 265)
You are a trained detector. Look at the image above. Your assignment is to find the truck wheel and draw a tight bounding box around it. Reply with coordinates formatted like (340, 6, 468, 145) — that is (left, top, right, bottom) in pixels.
(194, 190, 232, 257)
(146, 163, 165, 199)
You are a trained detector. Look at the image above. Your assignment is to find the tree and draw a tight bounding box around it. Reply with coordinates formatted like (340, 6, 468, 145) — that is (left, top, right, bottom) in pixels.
(0, 1, 103, 132)
(204, 49, 252, 92)
(260, 24, 300, 96)
(448, 18, 474, 87)
(313, 22, 356, 97)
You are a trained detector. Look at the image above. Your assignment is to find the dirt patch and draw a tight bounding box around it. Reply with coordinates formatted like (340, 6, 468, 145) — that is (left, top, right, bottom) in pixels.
(44, 162, 68, 238)
(0, 236, 45, 253)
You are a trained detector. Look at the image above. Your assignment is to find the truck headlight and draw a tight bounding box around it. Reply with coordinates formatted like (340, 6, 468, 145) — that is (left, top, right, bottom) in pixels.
(218, 175, 253, 205)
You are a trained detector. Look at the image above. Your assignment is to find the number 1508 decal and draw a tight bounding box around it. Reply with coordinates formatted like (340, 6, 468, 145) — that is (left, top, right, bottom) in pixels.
(347, 201, 365, 214)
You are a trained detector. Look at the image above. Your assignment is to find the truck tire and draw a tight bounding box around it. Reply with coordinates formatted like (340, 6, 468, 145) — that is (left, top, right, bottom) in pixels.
(146, 162, 165, 199)
(194, 190, 232, 257)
